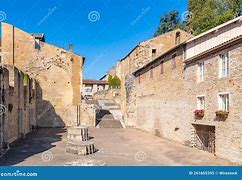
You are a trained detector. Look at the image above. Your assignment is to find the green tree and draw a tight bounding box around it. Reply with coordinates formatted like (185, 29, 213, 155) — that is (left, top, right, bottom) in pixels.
(154, 10, 187, 37)
(108, 75, 121, 89)
(187, 0, 242, 35)
(111, 75, 121, 89)
(108, 75, 113, 88)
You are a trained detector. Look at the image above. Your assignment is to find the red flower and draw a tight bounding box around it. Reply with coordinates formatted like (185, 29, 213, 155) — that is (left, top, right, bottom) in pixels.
(193, 109, 205, 118)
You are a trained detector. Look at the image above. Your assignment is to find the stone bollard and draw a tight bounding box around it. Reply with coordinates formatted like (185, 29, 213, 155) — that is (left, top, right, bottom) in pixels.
(66, 126, 96, 156)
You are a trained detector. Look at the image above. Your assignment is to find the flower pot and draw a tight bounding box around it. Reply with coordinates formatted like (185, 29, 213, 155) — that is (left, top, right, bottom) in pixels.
(215, 110, 229, 119)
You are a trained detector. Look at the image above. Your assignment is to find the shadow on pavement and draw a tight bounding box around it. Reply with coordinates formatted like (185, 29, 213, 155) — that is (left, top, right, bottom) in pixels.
(0, 128, 65, 166)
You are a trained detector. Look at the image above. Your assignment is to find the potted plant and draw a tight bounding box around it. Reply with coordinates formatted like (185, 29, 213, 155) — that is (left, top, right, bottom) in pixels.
(193, 109, 205, 119)
(215, 110, 229, 119)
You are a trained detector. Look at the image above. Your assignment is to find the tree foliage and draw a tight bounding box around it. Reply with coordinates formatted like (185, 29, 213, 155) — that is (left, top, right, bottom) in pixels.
(188, 0, 242, 35)
(154, 0, 242, 36)
(108, 75, 121, 89)
(154, 10, 187, 37)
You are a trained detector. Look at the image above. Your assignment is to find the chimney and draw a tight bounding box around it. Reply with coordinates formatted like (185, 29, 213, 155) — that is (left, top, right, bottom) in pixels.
(69, 43, 72, 53)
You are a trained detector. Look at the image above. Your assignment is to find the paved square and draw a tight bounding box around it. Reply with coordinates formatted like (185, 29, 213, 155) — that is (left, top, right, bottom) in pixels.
(0, 128, 232, 166)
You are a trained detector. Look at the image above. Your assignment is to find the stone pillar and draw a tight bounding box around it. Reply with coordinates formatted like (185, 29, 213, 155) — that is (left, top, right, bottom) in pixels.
(18, 71, 24, 139)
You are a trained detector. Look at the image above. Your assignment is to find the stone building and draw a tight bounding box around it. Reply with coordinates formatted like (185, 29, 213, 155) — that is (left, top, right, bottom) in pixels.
(0, 64, 36, 152)
(184, 16, 242, 162)
(119, 29, 192, 122)
(132, 42, 190, 143)
(130, 16, 242, 162)
(82, 79, 108, 99)
(1, 22, 85, 128)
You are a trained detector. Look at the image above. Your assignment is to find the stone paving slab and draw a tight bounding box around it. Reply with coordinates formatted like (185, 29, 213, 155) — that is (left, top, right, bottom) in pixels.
(0, 128, 233, 166)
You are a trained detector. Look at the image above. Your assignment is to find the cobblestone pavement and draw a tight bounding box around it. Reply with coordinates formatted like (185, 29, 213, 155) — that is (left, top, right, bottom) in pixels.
(0, 128, 232, 166)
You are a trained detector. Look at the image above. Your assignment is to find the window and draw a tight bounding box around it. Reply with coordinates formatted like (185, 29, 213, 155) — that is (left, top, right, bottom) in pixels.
(85, 88, 92, 93)
(150, 67, 153, 79)
(172, 54, 176, 69)
(219, 53, 229, 78)
(152, 49, 157, 59)
(175, 32, 181, 45)
(34, 39, 41, 50)
(219, 93, 229, 111)
(198, 62, 205, 82)
(160, 61, 164, 75)
(197, 96, 205, 110)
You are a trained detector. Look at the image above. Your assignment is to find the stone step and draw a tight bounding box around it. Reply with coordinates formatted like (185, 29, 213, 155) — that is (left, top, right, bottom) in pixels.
(104, 103, 119, 106)
(98, 119, 123, 128)
(66, 141, 96, 156)
(99, 114, 115, 120)
(101, 105, 120, 109)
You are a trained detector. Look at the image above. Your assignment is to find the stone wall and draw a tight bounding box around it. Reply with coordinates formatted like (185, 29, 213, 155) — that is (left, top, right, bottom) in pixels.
(1, 22, 84, 127)
(185, 43, 242, 163)
(132, 46, 191, 144)
(0, 65, 36, 152)
(129, 38, 242, 163)
(120, 29, 192, 115)
(93, 88, 121, 104)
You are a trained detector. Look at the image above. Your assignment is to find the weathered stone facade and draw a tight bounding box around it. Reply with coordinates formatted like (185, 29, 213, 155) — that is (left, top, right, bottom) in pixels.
(185, 42, 242, 163)
(133, 45, 191, 143)
(1, 22, 84, 127)
(119, 29, 192, 120)
(0, 65, 36, 152)
(128, 16, 242, 163)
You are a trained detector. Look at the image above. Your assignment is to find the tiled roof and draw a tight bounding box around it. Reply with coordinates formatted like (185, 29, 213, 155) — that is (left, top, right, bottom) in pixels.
(83, 79, 108, 85)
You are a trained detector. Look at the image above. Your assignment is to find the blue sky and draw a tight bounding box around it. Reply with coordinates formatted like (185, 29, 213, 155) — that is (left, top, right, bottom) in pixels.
(0, 0, 188, 79)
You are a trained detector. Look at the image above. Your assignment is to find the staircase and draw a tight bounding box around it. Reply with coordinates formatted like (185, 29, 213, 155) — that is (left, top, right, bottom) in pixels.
(96, 99, 124, 128)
